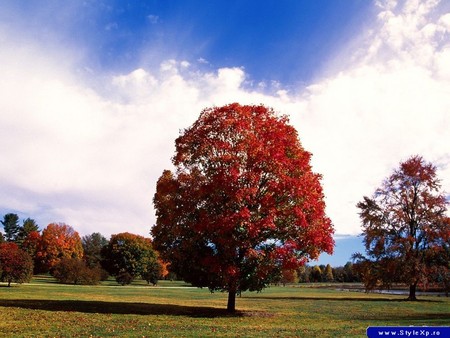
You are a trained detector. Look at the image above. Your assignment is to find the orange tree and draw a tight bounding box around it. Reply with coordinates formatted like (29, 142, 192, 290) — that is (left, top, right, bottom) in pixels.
(152, 103, 334, 312)
(35, 223, 83, 272)
(354, 155, 450, 300)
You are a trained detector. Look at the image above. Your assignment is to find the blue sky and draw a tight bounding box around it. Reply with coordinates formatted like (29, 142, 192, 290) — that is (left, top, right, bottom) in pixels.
(1, 0, 373, 85)
(1, 0, 449, 266)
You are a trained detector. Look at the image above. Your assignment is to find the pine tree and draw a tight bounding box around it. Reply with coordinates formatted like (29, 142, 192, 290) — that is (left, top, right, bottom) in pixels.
(1, 213, 19, 242)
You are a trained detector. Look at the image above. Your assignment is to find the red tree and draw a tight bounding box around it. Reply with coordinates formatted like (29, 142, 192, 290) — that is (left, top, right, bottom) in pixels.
(0, 242, 34, 286)
(36, 223, 83, 272)
(152, 103, 334, 312)
(21, 230, 41, 257)
(354, 155, 450, 300)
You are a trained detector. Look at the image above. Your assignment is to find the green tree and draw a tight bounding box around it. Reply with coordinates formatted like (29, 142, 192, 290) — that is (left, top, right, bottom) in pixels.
(101, 232, 161, 285)
(141, 256, 163, 285)
(343, 262, 358, 282)
(310, 265, 322, 282)
(82, 232, 108, 268)
(16, 218, 39, 246)
(354, 155, 449, 300)
(332, 266, 345, 282)
(1, 213, 19, 242)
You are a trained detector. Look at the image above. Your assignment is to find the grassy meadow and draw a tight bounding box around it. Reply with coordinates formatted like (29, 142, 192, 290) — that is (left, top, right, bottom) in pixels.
(1, 276, 449, 337)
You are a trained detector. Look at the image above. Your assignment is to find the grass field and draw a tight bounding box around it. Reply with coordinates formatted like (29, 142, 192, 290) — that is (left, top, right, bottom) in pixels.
(0, 276, 449, 337)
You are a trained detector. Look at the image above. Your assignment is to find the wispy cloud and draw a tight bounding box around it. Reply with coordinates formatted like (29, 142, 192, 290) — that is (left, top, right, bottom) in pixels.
(147, 15, 160, 24)
(0, 0, 448, 240)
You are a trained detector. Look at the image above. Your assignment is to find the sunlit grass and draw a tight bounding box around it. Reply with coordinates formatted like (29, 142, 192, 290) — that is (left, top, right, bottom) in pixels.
(0, 277, 449, 337)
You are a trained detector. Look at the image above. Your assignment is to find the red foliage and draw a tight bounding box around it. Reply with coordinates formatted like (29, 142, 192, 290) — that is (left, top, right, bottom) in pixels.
(152, 103, 334, 310)
(0, 242, 33, 286)
(355, 155, 449, 299)
(21, 230, 41, 257)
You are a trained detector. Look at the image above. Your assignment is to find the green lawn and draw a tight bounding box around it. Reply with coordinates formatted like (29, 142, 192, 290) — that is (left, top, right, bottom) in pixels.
(0, 277, 449, 337)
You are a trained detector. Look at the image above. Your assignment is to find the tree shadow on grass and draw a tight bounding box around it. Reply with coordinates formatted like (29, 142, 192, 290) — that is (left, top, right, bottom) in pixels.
(0, 299, 240, 318)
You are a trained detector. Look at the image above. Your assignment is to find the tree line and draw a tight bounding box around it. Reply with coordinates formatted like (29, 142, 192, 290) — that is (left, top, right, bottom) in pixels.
(276, 262, 360, 285)
(0, 213, 358, 287)
(0, 217, 166, 287)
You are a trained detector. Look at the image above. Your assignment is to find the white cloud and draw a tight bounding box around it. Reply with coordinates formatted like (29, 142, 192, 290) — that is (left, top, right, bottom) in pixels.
(0, 0, 449, 240)
(292, 0, 450, 235)
(148, 15, 159, 24)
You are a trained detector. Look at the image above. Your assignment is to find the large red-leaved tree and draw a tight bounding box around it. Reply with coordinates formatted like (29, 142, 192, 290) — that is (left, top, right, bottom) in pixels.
(354, 155, 450, 300)
(152, 103, 334, 312)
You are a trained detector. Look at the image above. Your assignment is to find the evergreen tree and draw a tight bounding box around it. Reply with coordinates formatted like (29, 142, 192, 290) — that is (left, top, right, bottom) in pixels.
(82, 232, 108, 268)
(16, 218, 39, 246)
(310, 265, 322, 282)
(1, 213, 19, 242)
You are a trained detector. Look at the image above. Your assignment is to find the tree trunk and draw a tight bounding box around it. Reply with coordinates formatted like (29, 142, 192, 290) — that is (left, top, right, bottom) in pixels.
(227, 288, 236, 313)
(407, 283, 417, 301)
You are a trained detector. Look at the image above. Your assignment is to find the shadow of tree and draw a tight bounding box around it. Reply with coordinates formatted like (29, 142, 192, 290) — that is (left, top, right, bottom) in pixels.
(0, 299, 239, 318)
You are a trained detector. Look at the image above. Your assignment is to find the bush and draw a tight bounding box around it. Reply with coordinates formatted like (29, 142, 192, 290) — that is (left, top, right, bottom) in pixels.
(99, 267, 110, 281)
(52, 258, 105, 285)
(116, 271, 133, 285)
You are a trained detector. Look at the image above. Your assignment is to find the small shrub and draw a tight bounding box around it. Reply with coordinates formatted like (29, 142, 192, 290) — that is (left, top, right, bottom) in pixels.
(116, 271, 133, 285)
(99, 267, 110, 281)
(52, 258, 102, 285)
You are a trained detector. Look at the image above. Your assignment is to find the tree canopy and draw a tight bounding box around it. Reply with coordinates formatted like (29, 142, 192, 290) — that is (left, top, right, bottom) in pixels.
(82, 232, 108, 268)
(1, 213, 20, 242)
(354, 155, 450, 300)
(101, 232, 161, 285)
(35, 223, 83, 272)
(0, 242, 33, 286)
(152, 103, 334, 312)
(16, 218, 39, 246)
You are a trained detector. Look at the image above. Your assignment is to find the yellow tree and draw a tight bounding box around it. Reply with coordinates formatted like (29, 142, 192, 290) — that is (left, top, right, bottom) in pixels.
(324, 264, 334, 282)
